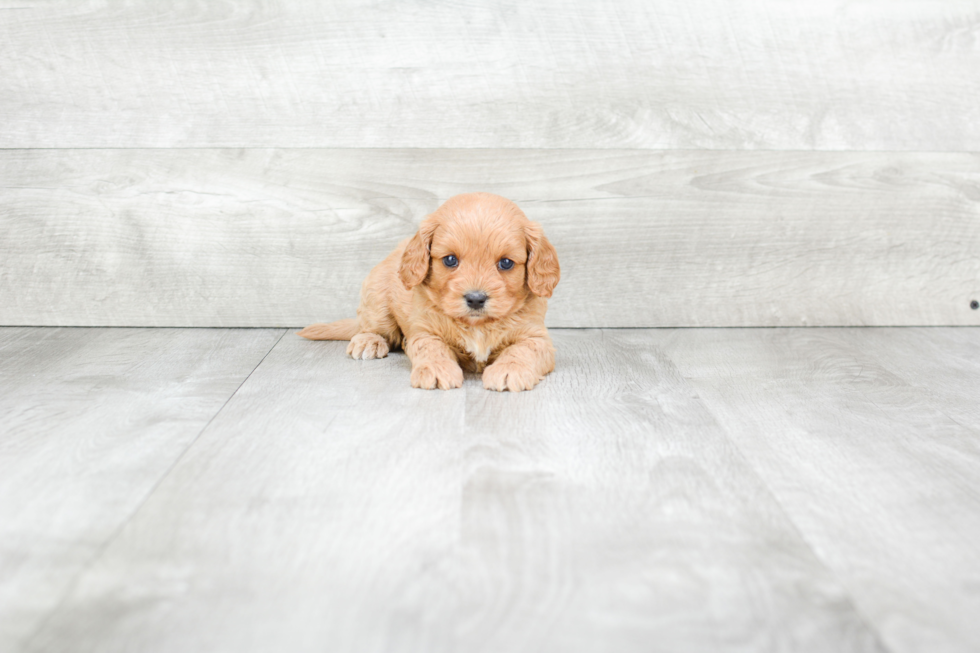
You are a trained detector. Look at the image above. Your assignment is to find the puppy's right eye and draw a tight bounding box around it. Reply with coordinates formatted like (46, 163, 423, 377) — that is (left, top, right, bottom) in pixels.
(442, 255, 458, 268)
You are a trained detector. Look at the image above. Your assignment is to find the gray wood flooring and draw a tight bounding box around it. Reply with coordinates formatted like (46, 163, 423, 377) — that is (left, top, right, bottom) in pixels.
(0, 327, 284, 650)
(3, 149, 978, 328)
(2, 326, 978, 653)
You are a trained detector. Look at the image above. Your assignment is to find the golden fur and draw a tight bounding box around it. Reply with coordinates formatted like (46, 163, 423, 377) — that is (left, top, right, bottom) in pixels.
(298, 193, 560, 391)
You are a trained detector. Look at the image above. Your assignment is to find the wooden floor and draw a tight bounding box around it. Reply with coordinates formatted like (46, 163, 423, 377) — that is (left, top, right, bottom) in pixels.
(2, 326, 979, 653)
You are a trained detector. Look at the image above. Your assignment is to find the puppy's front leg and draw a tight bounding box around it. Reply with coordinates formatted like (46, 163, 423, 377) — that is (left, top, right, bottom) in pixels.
(406, 334, 464, 390)
(483, 336, 555, 392)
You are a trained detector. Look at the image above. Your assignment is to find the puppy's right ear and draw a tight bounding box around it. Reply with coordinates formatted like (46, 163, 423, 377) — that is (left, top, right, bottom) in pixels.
(398, 214, 438, 289)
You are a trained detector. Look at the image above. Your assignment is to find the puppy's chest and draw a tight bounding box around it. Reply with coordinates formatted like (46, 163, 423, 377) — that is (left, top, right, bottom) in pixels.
(455, 329, 502, 372)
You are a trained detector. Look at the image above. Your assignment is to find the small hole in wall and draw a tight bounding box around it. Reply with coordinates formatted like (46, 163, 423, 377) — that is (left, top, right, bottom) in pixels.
(972, 300, 979, 310)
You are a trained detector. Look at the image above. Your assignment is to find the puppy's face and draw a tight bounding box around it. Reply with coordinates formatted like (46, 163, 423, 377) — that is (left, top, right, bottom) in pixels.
(399, 193, 559, 325)
(427, 216, 528, 323)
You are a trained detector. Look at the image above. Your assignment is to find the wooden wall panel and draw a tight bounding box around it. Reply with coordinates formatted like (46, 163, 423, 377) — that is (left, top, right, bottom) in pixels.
(2, 149, 977, 328)
(1, 0, 979, 149)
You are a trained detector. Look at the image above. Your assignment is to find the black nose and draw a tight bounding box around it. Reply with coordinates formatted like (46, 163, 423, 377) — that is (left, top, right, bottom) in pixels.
(464, 291, 488, 310)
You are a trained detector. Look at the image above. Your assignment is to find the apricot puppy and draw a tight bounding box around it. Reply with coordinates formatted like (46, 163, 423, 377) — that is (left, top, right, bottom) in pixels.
(298, 192, 560, 391)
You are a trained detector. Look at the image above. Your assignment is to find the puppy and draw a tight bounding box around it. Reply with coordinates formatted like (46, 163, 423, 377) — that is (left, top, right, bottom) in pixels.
(298, 192, 560, 391)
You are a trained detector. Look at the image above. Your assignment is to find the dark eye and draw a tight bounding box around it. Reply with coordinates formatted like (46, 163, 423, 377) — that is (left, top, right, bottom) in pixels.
(442, 255, 458, 268)
(498, 258, 514, 271)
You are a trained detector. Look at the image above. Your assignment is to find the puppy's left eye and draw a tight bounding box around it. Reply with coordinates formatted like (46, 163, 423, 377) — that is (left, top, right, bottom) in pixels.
(498, 258, 514, 271)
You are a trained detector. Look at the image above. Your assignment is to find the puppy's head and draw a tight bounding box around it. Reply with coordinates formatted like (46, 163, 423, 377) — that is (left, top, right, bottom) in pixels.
(398, 193, 559, 324)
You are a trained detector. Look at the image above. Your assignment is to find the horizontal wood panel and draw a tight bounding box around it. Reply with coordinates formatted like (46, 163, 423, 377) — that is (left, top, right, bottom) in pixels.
(2, 0, 980, 149)
(1, 148, 978, 327)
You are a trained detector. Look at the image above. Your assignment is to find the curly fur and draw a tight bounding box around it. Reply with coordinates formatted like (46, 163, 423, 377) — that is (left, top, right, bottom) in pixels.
(298, 193, 560, 391)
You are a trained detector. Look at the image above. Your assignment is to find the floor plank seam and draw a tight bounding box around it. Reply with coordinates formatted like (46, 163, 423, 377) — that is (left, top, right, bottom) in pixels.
(669, 365, 897, 652)
(17, 328, 289, 651)
(720, 442, 895, 652)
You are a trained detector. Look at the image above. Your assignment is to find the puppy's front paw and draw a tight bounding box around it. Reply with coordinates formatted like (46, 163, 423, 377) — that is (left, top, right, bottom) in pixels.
(482, 361, 542, 392)
(411, 359, 463, 390)
(347, 333, 389, 360)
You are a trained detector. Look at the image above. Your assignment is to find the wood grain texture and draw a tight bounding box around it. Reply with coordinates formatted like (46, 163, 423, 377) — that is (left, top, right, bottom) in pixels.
(0, 327, 283, 651)
(1, 0, 979, 149)
(840, 327, 980, 431)
(2, 148, 978, 328)
(659, 327, 980, 653)
(25, 330, 885, 653)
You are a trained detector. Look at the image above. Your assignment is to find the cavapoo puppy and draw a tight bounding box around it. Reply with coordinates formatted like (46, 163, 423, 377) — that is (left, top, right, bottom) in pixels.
(298, 192, 560, 391)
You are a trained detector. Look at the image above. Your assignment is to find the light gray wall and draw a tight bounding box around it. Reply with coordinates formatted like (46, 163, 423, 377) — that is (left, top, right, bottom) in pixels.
(1, 1, 978, 327)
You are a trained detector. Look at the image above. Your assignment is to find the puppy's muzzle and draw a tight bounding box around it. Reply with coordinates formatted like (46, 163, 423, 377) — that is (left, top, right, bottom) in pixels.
(464, 291, 488, 310)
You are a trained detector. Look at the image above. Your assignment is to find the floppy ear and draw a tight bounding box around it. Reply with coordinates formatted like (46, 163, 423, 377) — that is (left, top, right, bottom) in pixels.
(525, 221, 560, 298)
(398, 214, 439, 289)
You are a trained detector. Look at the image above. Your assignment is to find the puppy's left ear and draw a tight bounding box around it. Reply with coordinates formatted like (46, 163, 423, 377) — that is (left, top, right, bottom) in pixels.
(398, 214, 439, 289)
(525, 221, 560, 298)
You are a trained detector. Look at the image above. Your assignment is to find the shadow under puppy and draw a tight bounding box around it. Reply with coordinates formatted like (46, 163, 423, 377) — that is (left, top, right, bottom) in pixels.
(298, 192, 560, 391)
